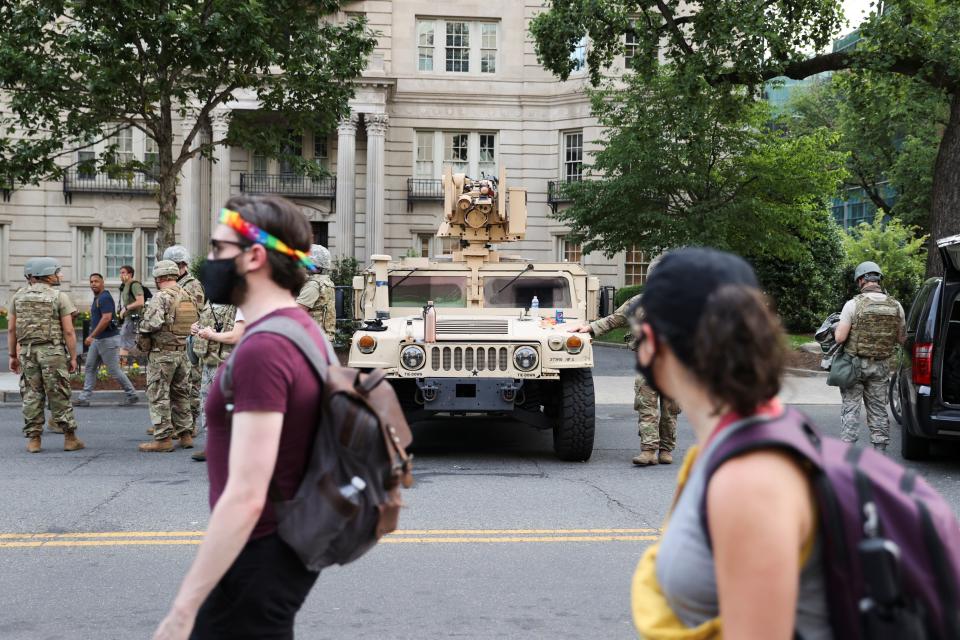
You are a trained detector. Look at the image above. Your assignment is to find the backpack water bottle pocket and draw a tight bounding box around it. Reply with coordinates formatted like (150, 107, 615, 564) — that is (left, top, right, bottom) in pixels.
(276, 471, 360, 568)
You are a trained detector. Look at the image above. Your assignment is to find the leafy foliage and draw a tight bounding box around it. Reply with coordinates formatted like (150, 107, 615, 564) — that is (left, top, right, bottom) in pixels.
(842, 213, 928, 306)
(331, 256, 360, 287)
(614, 284, 644, 308)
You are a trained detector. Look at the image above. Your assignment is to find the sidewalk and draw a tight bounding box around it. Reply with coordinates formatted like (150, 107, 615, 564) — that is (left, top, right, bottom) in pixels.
(0, 372, 146, 406)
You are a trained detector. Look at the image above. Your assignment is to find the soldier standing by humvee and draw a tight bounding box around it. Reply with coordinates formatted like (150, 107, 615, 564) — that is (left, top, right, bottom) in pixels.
(138, 260, 199, 453)
(296, 244, 337, 343)
(7, 257, 84, 453)
(162, 245, 206, 435)
(834, 261, 906, 451)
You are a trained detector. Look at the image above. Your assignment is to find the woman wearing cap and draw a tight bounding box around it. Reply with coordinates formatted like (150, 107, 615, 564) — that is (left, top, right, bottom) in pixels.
(629, 248, 831, 639)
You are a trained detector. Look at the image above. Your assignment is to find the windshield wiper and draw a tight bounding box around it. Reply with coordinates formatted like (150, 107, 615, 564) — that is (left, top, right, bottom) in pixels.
(388, 268, 418, 290)
(497, 263, 534, 294)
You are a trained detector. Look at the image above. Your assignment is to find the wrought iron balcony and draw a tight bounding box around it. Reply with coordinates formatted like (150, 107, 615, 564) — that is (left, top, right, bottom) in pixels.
(62, 170, 156, 203)
(239, 173, 336, 207)
(547, 180, 575, 213)
(407, 178, 443, 212)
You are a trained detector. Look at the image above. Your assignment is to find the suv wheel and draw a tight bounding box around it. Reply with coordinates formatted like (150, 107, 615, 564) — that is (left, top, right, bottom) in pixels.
(552, 369, 595, 462)
(901, 425, 929, 461)
(888, 372, 903, 425)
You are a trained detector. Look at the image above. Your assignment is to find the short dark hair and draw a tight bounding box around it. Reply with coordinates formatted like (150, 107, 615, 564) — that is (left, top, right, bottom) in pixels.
(120, 265, 134, 275)
(224, 195, 311, 294)
(89, 273, 104, 281)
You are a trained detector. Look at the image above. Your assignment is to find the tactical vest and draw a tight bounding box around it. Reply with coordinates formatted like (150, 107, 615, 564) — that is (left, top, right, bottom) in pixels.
(179, 274, 206, 306)
(303, 275, 337, 339)
(193, 303, 238, 366)
(846, 293, 901, 359)
(14, 285, 63, 346)
(151, 288, 200, 350)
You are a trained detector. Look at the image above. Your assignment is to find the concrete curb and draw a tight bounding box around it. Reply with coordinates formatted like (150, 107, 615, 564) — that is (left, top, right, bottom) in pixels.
(592, 341, 630, 350)
(1, 389, 147, 407)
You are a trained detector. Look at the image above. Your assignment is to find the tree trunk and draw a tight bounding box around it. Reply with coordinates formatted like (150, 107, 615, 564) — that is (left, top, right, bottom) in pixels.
(155, 96, 177, 259)
(927, 91, 960, 277)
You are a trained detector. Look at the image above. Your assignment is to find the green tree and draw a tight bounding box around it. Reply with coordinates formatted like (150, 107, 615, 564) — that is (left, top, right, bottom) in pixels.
(531, 0, 960, 275)
(788, 71, 946, 232)
(0, 1, 376, 252)
(842, 213, 928, 305)
(554, 67, 846, 263)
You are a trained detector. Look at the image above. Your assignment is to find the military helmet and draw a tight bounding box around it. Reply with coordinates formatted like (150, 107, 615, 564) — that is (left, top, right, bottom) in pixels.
(854, 261, 883, 282)
(162, 244, 190, 265)
(23, 257, 39, 279)
(32, 257, 61, 277)
(310, 244, 331, 271)
(152, 260, 181, 279)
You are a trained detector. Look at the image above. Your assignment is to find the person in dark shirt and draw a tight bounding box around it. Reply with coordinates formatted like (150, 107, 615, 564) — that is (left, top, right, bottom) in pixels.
(75, 273, 137, 407)
(153, 196, 328, 640)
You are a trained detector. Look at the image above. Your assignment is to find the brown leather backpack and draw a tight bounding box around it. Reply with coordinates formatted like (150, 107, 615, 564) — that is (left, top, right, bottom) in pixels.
(220, 315, 413, 570)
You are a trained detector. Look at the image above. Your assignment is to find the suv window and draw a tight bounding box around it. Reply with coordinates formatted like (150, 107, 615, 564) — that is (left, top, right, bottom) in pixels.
(388, 275, 468, 308)
(483, 275, 572, 308)
(907, 278, 939, 334)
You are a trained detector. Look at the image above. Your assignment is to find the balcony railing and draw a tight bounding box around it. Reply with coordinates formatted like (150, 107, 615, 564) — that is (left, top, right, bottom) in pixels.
(240, 173, 336, 209)
(63, 170, 156, 203)
(407, 178, 443, 211)
(547, 180, 575, 213)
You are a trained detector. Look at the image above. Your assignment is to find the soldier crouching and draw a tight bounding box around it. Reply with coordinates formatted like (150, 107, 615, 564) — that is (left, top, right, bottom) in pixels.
(137, 260, 200, 453)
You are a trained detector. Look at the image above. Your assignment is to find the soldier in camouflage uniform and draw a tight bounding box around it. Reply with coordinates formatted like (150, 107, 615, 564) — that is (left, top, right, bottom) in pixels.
(7, 258, 84, 453)
(569, 257, 678, 466)
(834, 261, 906, 451)
(296, 244, 337, 343)
(188, 303, 244, 461)
(163, 245, 206, 435)
(138, 260, 200, 453)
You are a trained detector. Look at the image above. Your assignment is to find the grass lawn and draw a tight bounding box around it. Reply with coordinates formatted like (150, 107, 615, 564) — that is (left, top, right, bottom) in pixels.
(594, 326, 630, 345)
(0, 316, 6, 331)
(788, 334, 816, 349)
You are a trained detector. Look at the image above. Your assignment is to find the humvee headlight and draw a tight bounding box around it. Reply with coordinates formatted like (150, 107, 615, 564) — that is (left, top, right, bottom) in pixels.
(513, 346, 538, 372)
(356, 334, 377, 354)
(400, 345, 425, 370)
(548, 336, 564, 351)
(565, 335, 584, 354)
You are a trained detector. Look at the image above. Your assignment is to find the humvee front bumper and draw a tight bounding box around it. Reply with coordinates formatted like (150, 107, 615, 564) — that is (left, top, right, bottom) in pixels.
(415, 377, 523, 412)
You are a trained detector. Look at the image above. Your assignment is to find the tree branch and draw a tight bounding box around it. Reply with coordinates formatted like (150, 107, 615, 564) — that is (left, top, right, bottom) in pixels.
(653, 1, 695, 57)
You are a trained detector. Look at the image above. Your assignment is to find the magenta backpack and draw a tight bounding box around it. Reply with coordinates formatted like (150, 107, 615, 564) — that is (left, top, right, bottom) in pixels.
(702, 408, 960, 640)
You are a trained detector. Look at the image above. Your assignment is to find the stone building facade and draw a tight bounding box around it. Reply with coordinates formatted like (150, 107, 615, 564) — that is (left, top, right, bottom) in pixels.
(0, 0, 650, 308)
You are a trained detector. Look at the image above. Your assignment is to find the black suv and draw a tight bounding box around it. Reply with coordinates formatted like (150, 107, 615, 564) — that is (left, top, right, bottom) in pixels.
(893, 235, 960, 459)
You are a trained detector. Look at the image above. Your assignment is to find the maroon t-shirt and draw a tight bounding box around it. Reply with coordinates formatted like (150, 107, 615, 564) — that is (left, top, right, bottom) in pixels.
(205, 306, 329, 540)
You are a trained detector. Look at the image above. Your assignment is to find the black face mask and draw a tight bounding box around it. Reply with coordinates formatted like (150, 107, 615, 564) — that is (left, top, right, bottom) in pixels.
(200, 257, 243, 305)
(635, 330, 667, 398)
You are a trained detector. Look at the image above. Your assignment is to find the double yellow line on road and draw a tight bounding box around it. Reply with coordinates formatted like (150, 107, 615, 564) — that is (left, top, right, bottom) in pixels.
(0, 528, 659, 549)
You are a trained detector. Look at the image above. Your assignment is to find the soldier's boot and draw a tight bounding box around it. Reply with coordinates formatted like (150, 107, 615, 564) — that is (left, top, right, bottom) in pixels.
(138, 437, 175, 453)
(178, 433, 194, 449)
(632, 449, 659, 466)
(26, 435, 42, 454)
(191, 450, 207, 462)
(658, 450, 674, 465)
(47, 418, 64, 434)
(63, 432, 86, 452)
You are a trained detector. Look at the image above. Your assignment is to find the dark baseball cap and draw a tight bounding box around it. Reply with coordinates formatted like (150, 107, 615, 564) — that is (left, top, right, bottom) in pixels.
(631, 247, 759, 362)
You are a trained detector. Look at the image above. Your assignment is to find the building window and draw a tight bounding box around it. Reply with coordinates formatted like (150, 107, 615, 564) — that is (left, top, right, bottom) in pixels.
(417, 233, 432, 258)
(78, 150, 96, 179)
(480, 23, 497, 73)
(78, 227, 96, 279)
(110, 128, 134, 166)
(444, 132, 470, 174)
(417, 20, 435, 71)
(571, 37, 587, 71)
(280, 132, 303, 175)
(252, 152, 268, 176)
(144, 137, 159, 180)
(831, 204, 845, 227)
(313, 137, 328, 170)
(143, 229, 158, 276)
(624, 23, 639, 69)
(438, 236, 459, 256)
(0, 224, 6, 283)
(105, 231, 134, 280)
(445, 21, 470, 72)
(415, 132, 435, 178)
(564, 132, 584, 182)
(310, 221, 329, 247)
(558, 236, 582, 263)
(479, 134, 496, 178)
(624, 245, 649, 286)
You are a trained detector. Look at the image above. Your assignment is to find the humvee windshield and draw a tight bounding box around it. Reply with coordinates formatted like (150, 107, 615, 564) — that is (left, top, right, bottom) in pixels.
(389, 275, 468, 307)
(483, 276, 572, 308)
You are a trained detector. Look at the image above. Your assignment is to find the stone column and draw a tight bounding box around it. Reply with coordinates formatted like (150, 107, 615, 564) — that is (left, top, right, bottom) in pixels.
(209, 111, 232, 229)
(364, 113, 388, 258)
(335, 113, 359, 257)
(179, 118, 200, 256)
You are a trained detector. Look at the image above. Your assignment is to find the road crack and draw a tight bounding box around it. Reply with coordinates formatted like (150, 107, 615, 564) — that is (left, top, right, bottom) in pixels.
(66, 451, 105, 474)
(568, 477, 646, 519)
(69, 476, 143, 528)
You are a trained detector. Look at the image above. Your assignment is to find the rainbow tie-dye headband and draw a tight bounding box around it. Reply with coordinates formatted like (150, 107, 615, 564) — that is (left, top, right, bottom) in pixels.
(219, 208, 317, 271)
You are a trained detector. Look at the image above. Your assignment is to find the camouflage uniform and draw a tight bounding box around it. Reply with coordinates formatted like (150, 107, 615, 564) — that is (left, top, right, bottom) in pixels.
(140, 284, 197, 440)
(191, 303, 238, 436)
(590, 294, 679, 452)
(296, 273, 337, 342)
(11, 283, 79, 437)
(178, 272, 206, 434)
(839, 288, 905, 447)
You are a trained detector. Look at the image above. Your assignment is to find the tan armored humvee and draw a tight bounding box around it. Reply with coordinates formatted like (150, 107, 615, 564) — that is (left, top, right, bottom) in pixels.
(348, 168, 600, 461)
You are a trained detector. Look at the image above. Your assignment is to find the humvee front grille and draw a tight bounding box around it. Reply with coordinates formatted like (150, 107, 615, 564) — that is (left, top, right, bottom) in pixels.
(436, 319, 508, 335)
(429, 345, 510, 372)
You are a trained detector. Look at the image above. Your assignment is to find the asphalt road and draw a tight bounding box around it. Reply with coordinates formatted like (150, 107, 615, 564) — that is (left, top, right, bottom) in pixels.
(0, 347, 957, 639)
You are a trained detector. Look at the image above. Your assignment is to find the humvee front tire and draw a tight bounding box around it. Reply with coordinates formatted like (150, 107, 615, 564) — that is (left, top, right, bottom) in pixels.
(552, 369, 595, 461)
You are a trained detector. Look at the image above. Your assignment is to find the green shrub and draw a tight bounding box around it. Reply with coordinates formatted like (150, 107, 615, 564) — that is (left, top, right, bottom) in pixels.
(189, 255, 206, 281)
(842, 213, 928, 307)
(614, 284, 644, 308)
(331, 256, 360, 286)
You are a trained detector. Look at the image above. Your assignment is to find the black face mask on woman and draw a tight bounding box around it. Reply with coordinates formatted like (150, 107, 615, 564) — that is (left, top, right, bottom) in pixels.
(200, 257, 244, 305)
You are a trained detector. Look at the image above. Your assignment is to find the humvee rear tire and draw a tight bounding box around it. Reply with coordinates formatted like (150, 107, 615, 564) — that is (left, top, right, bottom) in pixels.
(552, 369, 595, 462)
